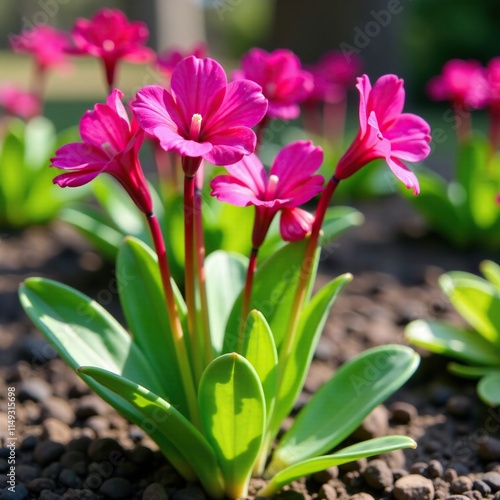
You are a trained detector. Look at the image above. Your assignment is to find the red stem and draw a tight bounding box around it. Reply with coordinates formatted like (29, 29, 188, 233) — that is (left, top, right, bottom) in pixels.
(239, 246, 258, 353)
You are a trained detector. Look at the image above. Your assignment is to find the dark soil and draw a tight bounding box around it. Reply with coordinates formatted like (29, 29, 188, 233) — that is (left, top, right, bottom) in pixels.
(1, 196, 500, 500)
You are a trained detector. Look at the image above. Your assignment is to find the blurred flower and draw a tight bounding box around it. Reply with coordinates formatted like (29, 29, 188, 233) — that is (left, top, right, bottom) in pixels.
(0, 84, 40, 120)
(232, 48, 313, 120)
(51, 89, 152, 214)
(336, 74, 431, 195)
(427, 59, 489, 109)
(210, 140, 324, 247)
(69, 8, 154, 89)
(10, 25, 71, 74)
(132, 56, 268, 176)
(486, 58, 500, 152)
(306, 50, 362, 104)
(156, 43, 207, 82)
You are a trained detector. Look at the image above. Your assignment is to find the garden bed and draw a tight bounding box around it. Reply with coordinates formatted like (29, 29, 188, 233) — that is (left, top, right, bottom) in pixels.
(1, 195, 500, 500)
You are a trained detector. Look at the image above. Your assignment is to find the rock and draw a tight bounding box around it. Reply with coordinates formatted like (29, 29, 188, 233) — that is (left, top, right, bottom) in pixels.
(427, 460, 444, 478)
(33, 440, 65, 466)
(390, 401, 417, 424)
(312, 466, 338, 483)
(41, 418, 73, 444)
(0, 483, 29, 499)
(27, 477, 56, 493)
(39, 490, 63, 500)
(61, 489, 101, 499)
(84, 415, 110, 434)
(383, 449, 406, 469)
(128, 445, 154, 466)
(16, 464, 41, 483)
(41, 397, 75, 425)
(339, 458, 367, 473)
(445, 496, 470, 500)
(362, 459, 393, 490)
(67, 436, 92, 454)
(18, 378, 52, 402)
(74, 395, 112, 419)
(409, 462, 427, 475)
(42, 462, 64, 481)
(393, 474, 434, 500)
(472, 479, 491, 495)
(354, 405, 389, 440)
(446, 396, 472, 418)
(481, 471, 500, 492)
(450, 475, 473, 494)
(170, 486, 206, 500)
(20, 435, 38, 451)
(349, 495, 375, 500)
(59, 468, 83, 488)
(99, 477, 134, 499)
(87, 438, 124, 462)
(317, 483, 337, 500)
(478, 437, 500, 461)
(60, 451, 86, 469)
(142, 482, 169, 499)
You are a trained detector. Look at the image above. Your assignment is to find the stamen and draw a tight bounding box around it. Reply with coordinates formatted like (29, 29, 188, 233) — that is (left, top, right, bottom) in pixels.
(267, 174, 280, 198)
(102, 39, 115, 52)
(189, 113, 202, 141)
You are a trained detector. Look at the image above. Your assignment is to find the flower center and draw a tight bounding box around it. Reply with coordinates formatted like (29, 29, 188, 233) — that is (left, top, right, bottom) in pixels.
(189, 113, 202, 141)
(102, 39, 115, 52)
(266, 174, 280, 199)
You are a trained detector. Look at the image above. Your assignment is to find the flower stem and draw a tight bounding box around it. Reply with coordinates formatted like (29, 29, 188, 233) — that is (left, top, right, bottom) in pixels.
(146, 212, 200, 428)
(194, 187, 214, 366)
(238, 246, 258, 353)
(184, 174, 203, 381)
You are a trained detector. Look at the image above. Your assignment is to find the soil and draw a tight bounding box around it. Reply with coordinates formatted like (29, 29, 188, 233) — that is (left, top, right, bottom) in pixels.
(1, 195, 500, 500)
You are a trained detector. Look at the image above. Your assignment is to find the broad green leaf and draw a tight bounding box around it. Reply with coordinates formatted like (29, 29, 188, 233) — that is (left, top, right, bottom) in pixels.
(260, 436, 416, 496)
(481, 260, 500, 291)
(320, 207, 364, 246)
(117, 237, 189, 416)
(205, 251, 248, 355)
(240, 311, 278, 417)
(268, 274, 352, 441)
(448, 363, 498, 378)
(198, 353, 266, 499)
(224, 239, 319, 352)
(267, 345, 419, 472)
(24, 116, 56, 171)
(440, 272, 500, 347)
(19, 278, 196, 481)
(478, 371, 500, 406)
(405, 320, 500, 366)
(59, 205, 124, 260)
(80, 366, 225, 499)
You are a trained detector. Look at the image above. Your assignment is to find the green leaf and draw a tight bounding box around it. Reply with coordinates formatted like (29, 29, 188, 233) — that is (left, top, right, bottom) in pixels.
(448, 363, 498, 378)
(480, 260, 500, 291)
(79, 366, 225, 499)
(240, 311, 278, 418)
(266, 345, 419, 473)
(268, 274, 352, 441)
(320, 207, 364, 246)
(117, 237, 189, 416)
(24, 116, 56, 171)
(224, 239, 319, 352)
(478, 371, 500, 406)
(259, 436, 416, 496)
(440, 272, 500, 347)
(205, 251, 248, 355)
(405, 320, 500, 366)
(19, 278, 196, 481)
(198, 353, 266, 499)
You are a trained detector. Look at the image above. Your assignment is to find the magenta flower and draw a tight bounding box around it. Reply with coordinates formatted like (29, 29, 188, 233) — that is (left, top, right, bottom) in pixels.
(51, 89, 152, 214)
(10, 25, 70, 74)
(232, 48, 313, 120)
(69, 8, 154, 89)
(486, 58, 500, 113)
(156, 43, 207, 82)
(427, 59, 489, 110)
(210, 141, 324, 247)
(0, 84, 40, 120)
(335, 74, 431, 195)
(131, 56, 268, 175)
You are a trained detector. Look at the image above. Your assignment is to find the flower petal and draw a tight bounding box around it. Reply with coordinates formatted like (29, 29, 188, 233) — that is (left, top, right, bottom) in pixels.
(356, 75, 372, 136)
(50, 142, 110, 169)
(367, 74, 405, 129)
(223, 153, 267, 196)
(280, 207, 314, 242)
(210, 175, 262, 207)
(385, 113, 432, 162)
(386, 156, 420, 195)
(267, 102, 300, 120)
(53, 168, 102, 188)
(203, 126, 257, 166)
(154, 125, 212, 157)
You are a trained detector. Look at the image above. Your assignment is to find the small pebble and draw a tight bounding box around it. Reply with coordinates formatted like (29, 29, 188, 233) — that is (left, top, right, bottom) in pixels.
(354, 405, 389, 440)
(481, 471, 500, 492)
(20, 435, 38, 451)
(39, 490, 63, 500)
(33, 441, 65, 466)
(472, 478, 491, 495)
(16, 464, 41, 483)
(170, 486, 206, 500)
(427, 460, 444, 478)
(99, 477, 134, 499)
(142, 482, 169, 499)
(87, 438, 124, 462)
(390, 402, 417, 424)
(478, 438, 500, 462)
(74, 395, 111, 419)
(42, 462, 63, 481)
(409, 462, 427, 475)
(42, 418, 73, 444)
(430, 384, 453, 406)
(0, 483, 29, 499)
(312, 466, 338, 483)
(446, 396, 472, 418)
(59, 468, 83, 488)
(349, 494, 375, 500)
(338, 458, 367, 473)
(18, 378, 52, 402)
(41, 396, 75, 425)
(362, 459, 393, 490)
(317, 483, 337, 500)
(445, 496, 470, 500)
(450, 476, 473, 494)
(60, 451, 86, 469)
(27, 477, 56, 493)
(393, 474, 434, 500)
(128, 445, 154, 465)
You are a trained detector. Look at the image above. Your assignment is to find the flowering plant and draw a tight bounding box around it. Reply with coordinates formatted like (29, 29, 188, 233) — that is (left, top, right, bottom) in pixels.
(402, 57, 500, 249)
(406, 260, 500, 407)
(19, 54, 430, 498)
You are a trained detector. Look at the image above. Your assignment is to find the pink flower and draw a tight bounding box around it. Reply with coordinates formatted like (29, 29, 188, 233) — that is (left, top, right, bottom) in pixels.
(232, 48, 313, 120)
(0, 84, 40, 120)
(335, 74, 431, 195)
(307, 50, 362, 104)
(131, 56, 268, 175)
(210, 141, 324, 247)
(51, 89, 152, 214)
(156, 43, 207, 81)
(486, 57, 500, 113)
(69, 8, 154, 88)
(10, 25, 71, 73)
(427, 59, 489, 109)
